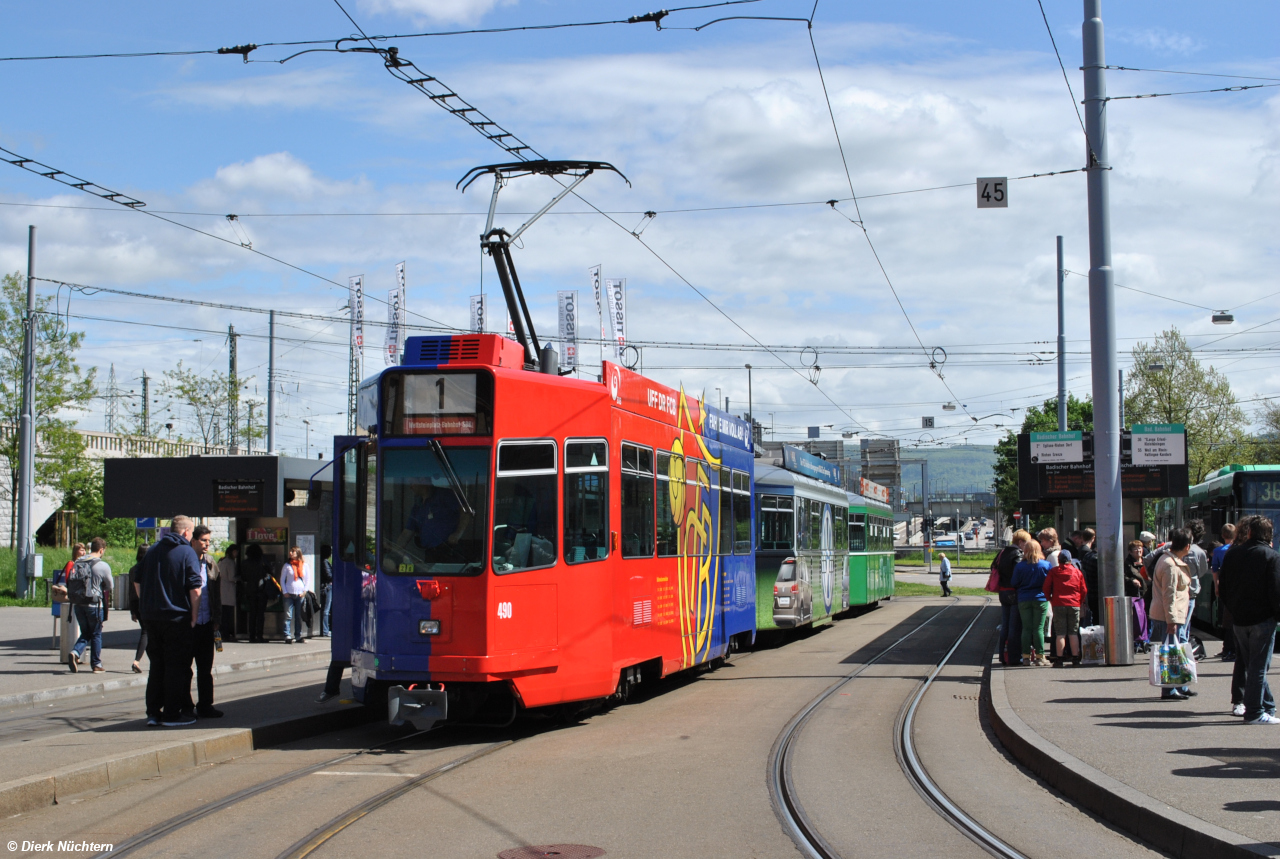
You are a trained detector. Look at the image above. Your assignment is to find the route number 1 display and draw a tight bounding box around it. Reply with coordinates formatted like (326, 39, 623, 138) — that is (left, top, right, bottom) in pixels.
(977, 177, 1008, 208)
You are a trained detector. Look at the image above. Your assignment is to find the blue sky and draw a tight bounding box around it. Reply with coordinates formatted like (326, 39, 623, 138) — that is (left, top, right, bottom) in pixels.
(3, 1, 1279, 452)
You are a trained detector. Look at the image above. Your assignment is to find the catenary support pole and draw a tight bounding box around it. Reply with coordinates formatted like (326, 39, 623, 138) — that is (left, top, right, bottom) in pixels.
(267, 310, 276, 454)
(1057, 235, 1067, 432)
(1083, 0, 1131, 664)
(16, 226, 36, 599)
(922, 458, 931, 573)
(228, 325, 239, 454)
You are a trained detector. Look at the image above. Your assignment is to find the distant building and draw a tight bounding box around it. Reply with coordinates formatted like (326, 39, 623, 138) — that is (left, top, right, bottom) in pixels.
(860, 438, 901, 508)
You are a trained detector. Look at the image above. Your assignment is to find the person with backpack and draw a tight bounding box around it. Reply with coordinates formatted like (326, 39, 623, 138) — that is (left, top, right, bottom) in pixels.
(994, 531, 1028, 666)
(1044, 554, 1088, 665)
(67, 538, 113, 674)
(139, 515, 204, 727)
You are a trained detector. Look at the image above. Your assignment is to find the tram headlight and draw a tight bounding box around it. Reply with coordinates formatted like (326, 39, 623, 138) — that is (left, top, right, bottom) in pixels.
(418, 619, 441, 636)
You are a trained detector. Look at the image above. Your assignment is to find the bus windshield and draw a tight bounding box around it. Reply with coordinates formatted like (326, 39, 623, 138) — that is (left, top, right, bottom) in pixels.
(382, 446, 489, 575)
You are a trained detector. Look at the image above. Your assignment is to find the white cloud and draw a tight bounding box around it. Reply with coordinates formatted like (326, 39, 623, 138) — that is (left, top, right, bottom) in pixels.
(1110, 27, 1202, 55)
(357, 0, 517, 26)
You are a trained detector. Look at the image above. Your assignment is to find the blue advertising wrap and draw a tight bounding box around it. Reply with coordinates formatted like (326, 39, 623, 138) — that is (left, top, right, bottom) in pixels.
(702, 405, 753, 453)
(782, 445, 841, 486)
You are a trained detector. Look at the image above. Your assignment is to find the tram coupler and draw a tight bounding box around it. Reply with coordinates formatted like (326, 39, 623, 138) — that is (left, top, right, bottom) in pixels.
(388, 684, 448, 731)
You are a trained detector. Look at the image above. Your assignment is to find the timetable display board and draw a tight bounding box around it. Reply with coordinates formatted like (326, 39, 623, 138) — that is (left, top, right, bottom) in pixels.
(1017, 430, 1189, 501)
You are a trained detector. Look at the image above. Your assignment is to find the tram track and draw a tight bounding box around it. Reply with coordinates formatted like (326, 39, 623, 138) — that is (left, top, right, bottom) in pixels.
(90, 725, 456, 859)
(770, 597, 1027, 859)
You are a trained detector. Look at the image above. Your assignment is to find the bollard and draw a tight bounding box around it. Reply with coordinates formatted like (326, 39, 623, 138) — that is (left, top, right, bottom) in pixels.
(1104, 595, 1134, 666)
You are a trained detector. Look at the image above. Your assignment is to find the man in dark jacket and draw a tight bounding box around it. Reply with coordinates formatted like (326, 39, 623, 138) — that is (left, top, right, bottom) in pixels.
(1077, 527, 1099, 624)
(1218, 515, 1280, 725)
(139, 515, 203, 727)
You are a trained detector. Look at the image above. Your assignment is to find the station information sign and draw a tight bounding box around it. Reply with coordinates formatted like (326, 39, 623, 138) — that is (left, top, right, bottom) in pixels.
(1017, 429, 1189, 501)
(213, 480, 265, 515)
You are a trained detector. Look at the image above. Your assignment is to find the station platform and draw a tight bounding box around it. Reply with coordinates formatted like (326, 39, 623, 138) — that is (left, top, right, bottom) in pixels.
(987, 642, 1280, 859)
(0, 607, 366, 819)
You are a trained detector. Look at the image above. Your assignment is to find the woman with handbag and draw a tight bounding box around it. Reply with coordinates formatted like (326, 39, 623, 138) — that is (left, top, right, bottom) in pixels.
(1125, 540, 1150, 652)
(280, 547, 310, 644)
(1150, 529, 1195, 700)
(993, 530, 1030, 666)
(1012, 538, 1052, 666)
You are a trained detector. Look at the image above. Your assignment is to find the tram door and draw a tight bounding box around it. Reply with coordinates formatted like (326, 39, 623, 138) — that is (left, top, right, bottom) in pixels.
(332, 437, 374, 666)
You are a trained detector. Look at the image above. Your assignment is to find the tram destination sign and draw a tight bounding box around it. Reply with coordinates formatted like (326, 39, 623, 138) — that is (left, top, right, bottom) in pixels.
(1017, 430, 1189, 500)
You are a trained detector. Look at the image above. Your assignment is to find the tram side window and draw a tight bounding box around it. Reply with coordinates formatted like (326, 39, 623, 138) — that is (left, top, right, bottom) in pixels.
(810, 499, 822, 551)
(849, 513, 866, 552)
(716, 465, 732, 555)
(339, 447, 360, 563)
(656, 451, 681, 557)
(758, 494, 794, 552)
(564, 440, 608, 565)
(621, 443, 655, 558)
(835, 506, 847, 552)
(494, 441, 558, 573)
(364, 447, 377, 570)
(797, 497, 810, 552)
(733, 471, 751, 554)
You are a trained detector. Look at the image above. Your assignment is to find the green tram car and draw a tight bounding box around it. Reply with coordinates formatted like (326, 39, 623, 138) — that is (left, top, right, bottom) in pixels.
(1168, 464, 1280, 631)
(755, 450, 895, 633)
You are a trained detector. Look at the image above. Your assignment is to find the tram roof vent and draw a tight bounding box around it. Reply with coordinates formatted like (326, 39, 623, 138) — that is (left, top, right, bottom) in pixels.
(404, 334, 524, 368)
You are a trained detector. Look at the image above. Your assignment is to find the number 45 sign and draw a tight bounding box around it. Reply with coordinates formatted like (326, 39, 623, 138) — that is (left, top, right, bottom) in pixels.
(977, 177, 1007, 208)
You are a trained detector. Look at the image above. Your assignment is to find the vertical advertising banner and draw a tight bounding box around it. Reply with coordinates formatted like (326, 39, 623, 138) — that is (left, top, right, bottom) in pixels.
(385, 263, 405, 366)
(557, 290, 578, 370)
(469, 294, 485, 333)
(605, 277, 627, 362)
(349, 275, 364, 372)
(589, 265, 603, 364)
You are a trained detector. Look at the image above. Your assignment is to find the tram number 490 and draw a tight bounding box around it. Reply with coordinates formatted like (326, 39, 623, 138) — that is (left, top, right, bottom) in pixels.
(496, 601, 514, 619)
(976, 177, 1008, 209)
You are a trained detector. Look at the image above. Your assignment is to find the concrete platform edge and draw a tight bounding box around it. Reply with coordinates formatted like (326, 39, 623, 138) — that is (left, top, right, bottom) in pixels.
(984, 654, 1273, 859)
(0, 699, 375, 819)
(0, 649, 329, 711)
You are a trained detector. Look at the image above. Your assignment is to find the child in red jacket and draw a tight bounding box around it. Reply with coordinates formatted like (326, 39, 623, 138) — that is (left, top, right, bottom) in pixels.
(1044, 561, 1088, 665)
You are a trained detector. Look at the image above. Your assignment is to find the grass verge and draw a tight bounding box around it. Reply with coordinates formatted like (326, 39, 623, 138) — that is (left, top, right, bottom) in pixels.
(893, 581, 991, 597)
(0, 547, 139, 606)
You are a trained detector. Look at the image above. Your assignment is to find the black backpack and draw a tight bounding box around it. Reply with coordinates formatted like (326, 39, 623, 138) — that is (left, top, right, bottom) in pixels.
(996, 545, 1023, 588)
(67, 557, 105, 606)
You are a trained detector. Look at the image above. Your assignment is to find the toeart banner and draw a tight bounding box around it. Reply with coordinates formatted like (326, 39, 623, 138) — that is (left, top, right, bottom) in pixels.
(469, 294, 485, 333)
(605, 277, 626, 362)
(557, 290, 578, 370)
(385, 262, 405, 365)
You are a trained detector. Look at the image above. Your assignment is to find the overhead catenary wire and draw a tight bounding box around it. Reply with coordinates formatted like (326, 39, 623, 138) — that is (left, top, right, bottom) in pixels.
(1035, 0, 1087, 138)
(0, 1, 763, 62)
(1104, 65, 1280, 83)
(0, 144, 460, 332)
(1106, 82, 1280, 101)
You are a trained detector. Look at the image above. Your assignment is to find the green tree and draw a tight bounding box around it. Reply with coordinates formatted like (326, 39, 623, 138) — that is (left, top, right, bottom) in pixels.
(60, 461, 137, 549)
(1126, 328, 1246, 483)
(0, 273, 96, 548)
(993, 394, 1092, 530)
(160, 361, 248, 450)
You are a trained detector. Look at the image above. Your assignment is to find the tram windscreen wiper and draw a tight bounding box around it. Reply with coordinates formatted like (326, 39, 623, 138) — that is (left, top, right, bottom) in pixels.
(431, 439, 476, 518)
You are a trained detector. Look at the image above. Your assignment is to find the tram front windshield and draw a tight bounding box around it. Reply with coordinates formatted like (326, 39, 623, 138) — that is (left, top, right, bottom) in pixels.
(382, 447, 489, 575)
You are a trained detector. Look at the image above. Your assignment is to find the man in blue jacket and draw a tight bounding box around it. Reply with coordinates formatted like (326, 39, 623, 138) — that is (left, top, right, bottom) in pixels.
(139, 515, 203, 727)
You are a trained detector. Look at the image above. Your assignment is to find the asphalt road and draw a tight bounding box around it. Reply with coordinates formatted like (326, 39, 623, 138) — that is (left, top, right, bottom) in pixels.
(0, 599, 1168, 859)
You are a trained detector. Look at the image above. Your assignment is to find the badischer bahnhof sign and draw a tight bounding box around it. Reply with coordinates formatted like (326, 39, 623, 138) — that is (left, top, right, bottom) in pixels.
(1017, 425, 1189, 501)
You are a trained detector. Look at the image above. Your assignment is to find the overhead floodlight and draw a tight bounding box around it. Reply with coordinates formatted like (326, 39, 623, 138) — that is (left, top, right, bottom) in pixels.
(942, 402, 957, 411)
(1147, 362, 1165, 371)
(1212, 312, 1234, 325)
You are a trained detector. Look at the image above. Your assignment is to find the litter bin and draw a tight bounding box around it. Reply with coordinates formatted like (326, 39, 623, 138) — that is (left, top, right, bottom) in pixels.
(1104, 595, 1134, 666)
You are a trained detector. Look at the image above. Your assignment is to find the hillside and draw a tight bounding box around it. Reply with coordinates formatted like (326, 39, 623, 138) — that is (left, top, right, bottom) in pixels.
(901, 445, 996, 496)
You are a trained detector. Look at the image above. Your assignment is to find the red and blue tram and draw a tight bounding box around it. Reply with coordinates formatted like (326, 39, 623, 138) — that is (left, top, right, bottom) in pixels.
(329, 332, 757, 728)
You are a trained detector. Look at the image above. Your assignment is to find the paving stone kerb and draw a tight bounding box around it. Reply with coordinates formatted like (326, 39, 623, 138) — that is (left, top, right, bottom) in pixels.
(984, 655, 1272, 859)
(0, 705, 374, 819)
(0, 648, 329, 710)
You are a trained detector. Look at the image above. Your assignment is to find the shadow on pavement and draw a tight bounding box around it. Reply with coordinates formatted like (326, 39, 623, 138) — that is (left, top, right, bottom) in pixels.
(1170, 747, 1280, 779)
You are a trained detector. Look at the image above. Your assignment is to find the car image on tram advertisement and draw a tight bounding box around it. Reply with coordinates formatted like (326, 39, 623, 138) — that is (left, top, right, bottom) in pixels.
(329, 333, 756, 729)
